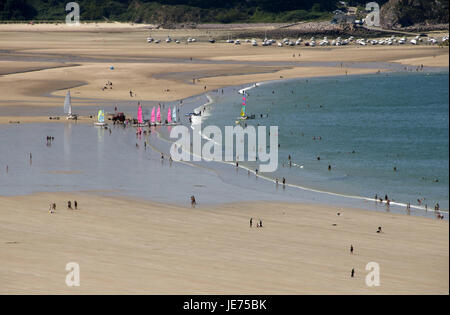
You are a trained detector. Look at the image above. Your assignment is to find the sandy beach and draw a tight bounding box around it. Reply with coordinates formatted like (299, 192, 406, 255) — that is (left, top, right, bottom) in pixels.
(0, 192, 447, 294)
(0, 24, 448, 295)
(0, 25, 448, 119)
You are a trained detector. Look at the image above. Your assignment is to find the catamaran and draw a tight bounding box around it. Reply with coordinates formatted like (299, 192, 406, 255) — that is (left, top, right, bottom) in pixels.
(236, 91, 254, 124)
(134, 102, 147, 127)
(172, 106, 179, 124)
(156, 105, 162, 124)
(94, 109, 107, 126)
(166, 106, 180, 125)
(64, 90, 77, 120)
(150, 106, 156, 126)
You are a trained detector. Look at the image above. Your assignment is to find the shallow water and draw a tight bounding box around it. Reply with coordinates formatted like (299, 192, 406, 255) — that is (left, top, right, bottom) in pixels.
(0, 71, 448, 218)
(201, 72, 449, 211)
(0, 120, 443, 218)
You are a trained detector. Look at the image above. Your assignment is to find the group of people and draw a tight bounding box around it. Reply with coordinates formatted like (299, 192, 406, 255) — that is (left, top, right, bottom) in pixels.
(374, 193, 443, 218)
(275, 177, 287, 188)
(249, 218, 263, 228)
(46, 136, 55, 147)
(48, 200, 79, 214)
(102, 81, 113, 91)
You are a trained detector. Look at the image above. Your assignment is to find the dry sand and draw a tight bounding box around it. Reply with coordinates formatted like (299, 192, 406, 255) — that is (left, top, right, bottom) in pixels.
(0, 192, 447, 294)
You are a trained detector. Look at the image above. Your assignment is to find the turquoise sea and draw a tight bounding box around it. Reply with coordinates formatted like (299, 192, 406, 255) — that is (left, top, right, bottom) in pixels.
(202, 71, 449, 210)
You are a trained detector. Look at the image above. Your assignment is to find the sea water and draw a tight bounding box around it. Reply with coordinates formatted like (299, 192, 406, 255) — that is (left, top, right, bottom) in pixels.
(201, 72, 449, 210)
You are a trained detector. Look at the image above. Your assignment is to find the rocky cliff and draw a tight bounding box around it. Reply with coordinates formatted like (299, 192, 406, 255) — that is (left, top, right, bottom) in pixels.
(380, 0, 449, 29)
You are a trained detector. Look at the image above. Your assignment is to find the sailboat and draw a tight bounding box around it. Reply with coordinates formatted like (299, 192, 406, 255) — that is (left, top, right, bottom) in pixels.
(94, 109, 107, 126)
(150, 106, 156, 126)
(64, 90, 77, 120)
(167, 106, 172, 125)
(238, 92, 248, 120)
(134, 102, 147, 127)
(156, 105, 161, 125)
(172, 106, 180, 124)
(166, 105, 180, 125)
(236, 91, 254, 124)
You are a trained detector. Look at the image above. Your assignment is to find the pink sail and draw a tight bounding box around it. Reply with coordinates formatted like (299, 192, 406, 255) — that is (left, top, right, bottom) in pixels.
(167, 106, 172, 123)
(137, 103, 143, 124)
(151, 107, 155, 123)
(156, 106, 161, 122)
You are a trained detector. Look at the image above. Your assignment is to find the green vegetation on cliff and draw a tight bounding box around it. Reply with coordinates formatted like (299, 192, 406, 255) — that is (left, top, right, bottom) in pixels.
(0, 0, 448, 28)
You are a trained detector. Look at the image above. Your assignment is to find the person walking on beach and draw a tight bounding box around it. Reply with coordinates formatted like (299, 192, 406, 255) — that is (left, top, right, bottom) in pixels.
(351, 268, 355, 278)
(67, 201, 72, 210)
(250, 218, 253, 228)
(350, 245, 354, 254)
(190, 196, 196, 208)
(74, 200, 78, 210)
(259, 220, 263, 228)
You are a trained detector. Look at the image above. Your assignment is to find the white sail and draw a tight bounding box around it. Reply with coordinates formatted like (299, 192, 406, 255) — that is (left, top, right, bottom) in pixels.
(64, 91, 72, 115)
(172, 106, 177, 122)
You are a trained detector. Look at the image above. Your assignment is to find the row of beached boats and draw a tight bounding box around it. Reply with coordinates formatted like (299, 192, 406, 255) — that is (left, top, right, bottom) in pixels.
(133, 103, 180, 127)
(63, 90, 180, 127)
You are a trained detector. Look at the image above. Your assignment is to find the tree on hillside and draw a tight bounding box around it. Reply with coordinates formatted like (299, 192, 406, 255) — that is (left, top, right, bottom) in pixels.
(0, 0, 36, 20)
